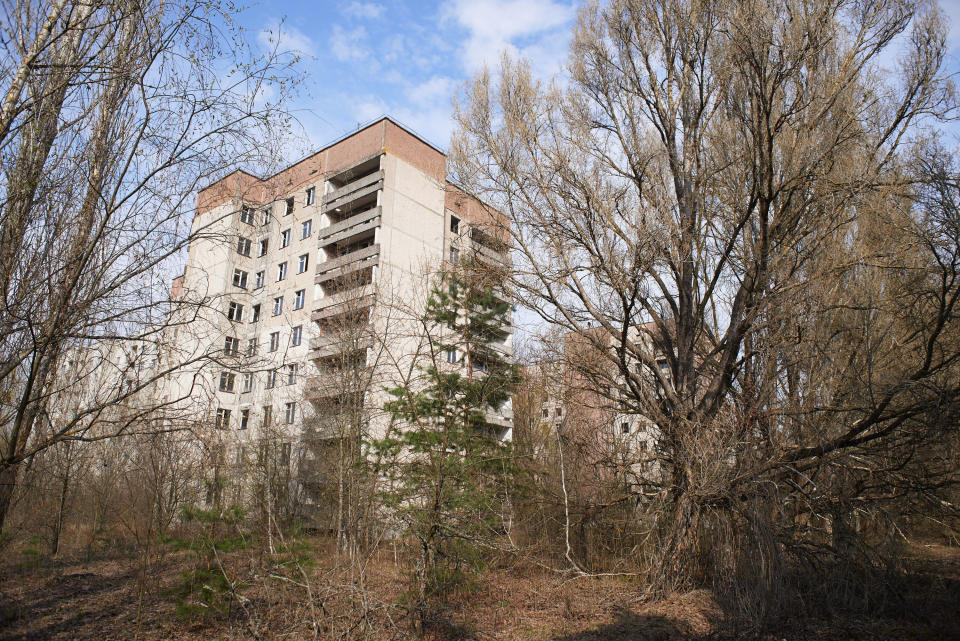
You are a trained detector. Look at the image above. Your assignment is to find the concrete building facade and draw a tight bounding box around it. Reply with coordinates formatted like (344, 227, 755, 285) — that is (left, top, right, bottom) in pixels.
(165, 118, 514, 491)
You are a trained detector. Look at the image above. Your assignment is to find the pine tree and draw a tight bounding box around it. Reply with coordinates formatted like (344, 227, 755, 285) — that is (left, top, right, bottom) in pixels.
(372, 257, 519, 627)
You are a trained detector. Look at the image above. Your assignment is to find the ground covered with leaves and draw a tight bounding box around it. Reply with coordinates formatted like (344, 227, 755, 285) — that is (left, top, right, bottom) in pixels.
(0, 538, 957, 640)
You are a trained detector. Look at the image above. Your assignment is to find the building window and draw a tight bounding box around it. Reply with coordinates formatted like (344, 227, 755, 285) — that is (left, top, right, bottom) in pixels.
(277, 261, 287, 281)
(218, 372, 235, 392)
(240, 206, 255, 225)
(281, 229, 291, 248)
(287, 363, 298, 385)
(621, 422, 630, 434)
(232, 269, 248, 289)
(450, 215, 459, 234)
(280, 442, 291, 468)
(294, 289, 305, 310)
(251, 303, 261, 323)
(542, 408, 549, 418)
(262, 208, 272, 226)
(284, 401, 296, 424)
(284, 197, 294, 215)
(449, 247, 460, 264)
(259, 238, 269, 256)
(236, 236, 251, 257)
(302, 219, 312, 239)
(291, 325, 302, 346)
(298, 253, 309, 273)
(263, 405, 272, 425)
(273, 296, 283, 316)
(239, 408, 250, 429)
(269, 331, 280, 352)
(305, 187, 315, 206)
(254, 270, 265, 288)
(242, 372, 253, 393)
(247, 338, 257, 356)
(227, 302, 243, 322)
(266, 369, 277, 389)
(215, 408, 231, 429)
(224, 336, 240, 355)
(555, 407, 563, 417)
(446, 348, 457, 364)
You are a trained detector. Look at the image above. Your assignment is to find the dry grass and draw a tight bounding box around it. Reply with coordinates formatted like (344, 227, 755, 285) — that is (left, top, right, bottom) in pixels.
(0, 539, 957, 640)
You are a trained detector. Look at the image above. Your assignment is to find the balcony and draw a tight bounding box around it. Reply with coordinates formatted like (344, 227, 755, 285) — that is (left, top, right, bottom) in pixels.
(312, 286, 375, 324)
(472, 240, 509, 268)
(309, 333, 373, 361)
(305, 368, 372, 402)
(322, 170, 384, 213)
(315, 244, 380, 283)
(318, 207, 380, 248)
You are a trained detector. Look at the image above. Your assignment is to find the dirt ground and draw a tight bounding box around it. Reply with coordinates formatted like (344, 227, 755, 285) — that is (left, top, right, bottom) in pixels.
(0, 539, 958, 640)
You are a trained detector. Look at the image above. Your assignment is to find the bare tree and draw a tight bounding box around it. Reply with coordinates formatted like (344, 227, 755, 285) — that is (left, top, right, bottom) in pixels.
(0, 0, 301, 530)
(452, 0, 960, 594)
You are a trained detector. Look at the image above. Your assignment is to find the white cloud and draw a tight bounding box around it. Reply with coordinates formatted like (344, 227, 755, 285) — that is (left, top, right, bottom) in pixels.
(443, 0, 576, 72)
(405, 75, 457, 107)
(258, 20, 317, 57)
(330, 25, 370, 61)
(344, 2, 385, 19)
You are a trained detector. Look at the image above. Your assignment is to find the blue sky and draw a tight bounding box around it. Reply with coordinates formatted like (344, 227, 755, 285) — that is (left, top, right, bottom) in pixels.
(239, 0, 960, 154)
(243, 0, 579, 151)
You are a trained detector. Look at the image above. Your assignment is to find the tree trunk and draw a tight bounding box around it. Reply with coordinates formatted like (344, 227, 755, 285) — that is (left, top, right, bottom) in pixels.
(0, 463, 20, 533)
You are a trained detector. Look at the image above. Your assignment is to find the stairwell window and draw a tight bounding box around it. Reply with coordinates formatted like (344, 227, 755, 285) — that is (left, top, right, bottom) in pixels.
(281, 229, 291, 248)
(262, 208, 272, 226)
(254, 270, 265, 288)
(215, 408, 231, 429)
(232, 269, 248, 289)
(449, 247, 460, 264)
(251, 304, 261, 323)
(269, 331, 280, 352)
(277, 261, 287, 281)
(305, 186, 315, 206)
(263, 405, 273, 426)
(298, 253, 309, 273)
(227, 302, 243, 322)
(219, 372, 235, 392)
(247, 338, 257, 356)
(621, 422, 630, 434)
(446, 348, 457, 364)
(236, 236, 251, 257)
(287, 363, 298, 385)
(285, 197, 294, 215)
(291, 325, 302, 346)
(302, 219, 312, 239)
(259, 238, 269, 256)
(293, 289, 305, 310)
(242, 373, 253, 393)
(266, 369, 277, 389)
(450, 215, 460, 234)
(239, 408, 249, 429)
(284, 401, 296, 424)
(273, 296, 283, 316)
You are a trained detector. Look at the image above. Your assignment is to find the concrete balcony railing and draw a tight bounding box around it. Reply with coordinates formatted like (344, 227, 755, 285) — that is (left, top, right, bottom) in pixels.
(472, 240, 509, 267)
(305, 368, 372, 402)
(315, 244, 380, 283)
(318, 208, 380, 248)
(309, 333, 373, 361)
(311, 284, 375, 322)
(322, 170, 383, 213)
